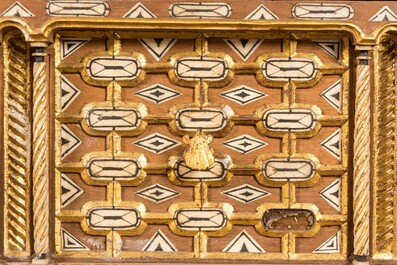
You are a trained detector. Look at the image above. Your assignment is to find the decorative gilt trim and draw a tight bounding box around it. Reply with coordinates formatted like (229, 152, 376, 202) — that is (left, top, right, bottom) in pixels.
(31, 44, 50, 262)
(3, 30, 31, 257)
(353, 46, 372, 257)
(375, 37, 396, 254)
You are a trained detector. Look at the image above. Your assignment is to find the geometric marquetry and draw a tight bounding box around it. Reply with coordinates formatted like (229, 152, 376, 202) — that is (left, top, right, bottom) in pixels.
(169, 2, 231, 19)
(1, 2, 34, 17)
(315, 41, 341, 61)
(142, 230, 177, 252)
(220, 85, 267, 105)
(9, 1, 397, 263)
(135, 83, 181, 104)
(313, 231, 341, 253)
(320, 80, 342, 113)
(292, 3, 354, 20)
(61, 229, 89, 251)
(222, 184, 270, 204)
(53, 28, 350, 262)
(369, 6, 397, 22)
(123, 2, 156, 18)
(135, 184, 180, 203)
(320, 178, 341, 212)
(61, 38, 90, 59)
(139, 38, 177, 61)
(225, 39, 264, 61)
(245, 4, 278, 20)
(222, 230, 265, 253)
(320, 128, 342, 161)
(222, 134, 268, 154)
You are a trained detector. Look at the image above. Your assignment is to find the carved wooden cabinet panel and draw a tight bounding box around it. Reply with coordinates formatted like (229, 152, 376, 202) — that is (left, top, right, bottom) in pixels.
(0, 1, 397, 264)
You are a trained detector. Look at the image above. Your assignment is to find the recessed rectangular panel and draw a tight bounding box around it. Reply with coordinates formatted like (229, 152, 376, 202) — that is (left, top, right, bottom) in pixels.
(86, 208, 140, 230)
(85, 108, 141, 131)
(175, 209, 226, 231)
(87, 158, 140, 180)
(46, 1, 110, 17)
(263, 58, 317, 81)
(175, 160, 226, 182)
(263, 109, 316, 132)
(176, 108, 227, 131)
(175, 57, 228, 81)
(263, 158, 315, 181)
(292, 3, 354, 20)
(87, 56, 141, 80)
(169, 2, 231, 18)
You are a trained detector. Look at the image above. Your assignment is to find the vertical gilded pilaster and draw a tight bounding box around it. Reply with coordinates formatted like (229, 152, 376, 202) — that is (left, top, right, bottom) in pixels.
(353, 46, 372, 261)
(31, 43, 50, 264)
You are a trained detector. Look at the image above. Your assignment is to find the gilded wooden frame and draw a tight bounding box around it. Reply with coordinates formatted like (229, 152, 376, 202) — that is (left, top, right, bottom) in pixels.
(0, 17, 396, 264)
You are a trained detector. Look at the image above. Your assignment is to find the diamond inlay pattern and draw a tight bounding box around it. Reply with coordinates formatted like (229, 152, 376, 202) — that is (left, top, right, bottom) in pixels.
(54, 28, 349, 260)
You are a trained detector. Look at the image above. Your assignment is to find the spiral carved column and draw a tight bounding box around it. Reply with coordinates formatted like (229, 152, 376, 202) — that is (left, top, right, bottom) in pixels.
(3, 31, 31, 257)
(375, 39, 396, 255)
(31, 44, 50, 264)
(353, 46, 372, 263)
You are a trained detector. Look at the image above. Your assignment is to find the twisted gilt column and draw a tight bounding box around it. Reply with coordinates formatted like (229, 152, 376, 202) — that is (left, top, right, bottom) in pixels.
(3, 31, 31, 257)
(353, 46, 372, 264)
(31, 44, 50, 264)
(376, 39, 396, 254)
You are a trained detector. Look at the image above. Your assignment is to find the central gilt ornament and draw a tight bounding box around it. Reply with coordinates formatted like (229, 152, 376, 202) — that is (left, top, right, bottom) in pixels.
(182, 131, 215, 170)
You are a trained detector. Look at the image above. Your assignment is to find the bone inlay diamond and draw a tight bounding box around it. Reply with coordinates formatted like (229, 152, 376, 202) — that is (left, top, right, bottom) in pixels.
(222, 184, 270, 203)
(135, 184, 180, 203)
(222, 134, 267, 154)
(220, 85, 267, 105)
(135, 83, 181, 104)
(133, 133, 181, 154)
